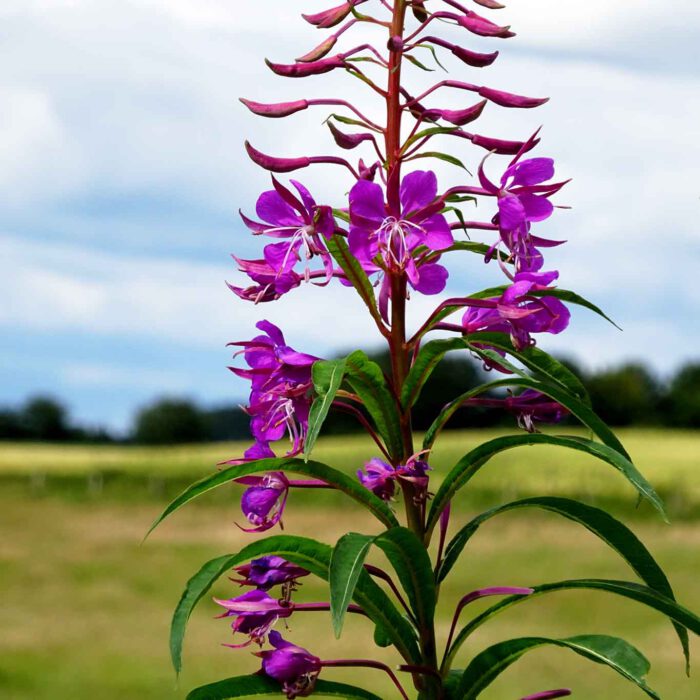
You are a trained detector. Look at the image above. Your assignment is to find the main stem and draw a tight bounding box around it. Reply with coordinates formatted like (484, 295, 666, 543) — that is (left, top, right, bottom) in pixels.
(385, 3, 442, 699)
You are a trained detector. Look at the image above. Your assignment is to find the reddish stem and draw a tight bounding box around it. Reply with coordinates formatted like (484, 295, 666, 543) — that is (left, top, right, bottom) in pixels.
(321, 659, 410, 700)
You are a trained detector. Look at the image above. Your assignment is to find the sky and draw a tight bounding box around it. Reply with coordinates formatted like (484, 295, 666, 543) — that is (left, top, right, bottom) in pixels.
(1, 0, 699, 433)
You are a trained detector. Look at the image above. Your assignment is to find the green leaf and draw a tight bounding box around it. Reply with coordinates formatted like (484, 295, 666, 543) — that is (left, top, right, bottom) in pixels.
(170, 535, 420, 675)
(345, 350, 404, 460)
(147, 456, 399, 539)
(403, 334, 591, 414)
(401, 337, 464, 409)
(330, 532, 375, 638)
(326, 235, 384, 329)
(447, 241, 502, 257)
(404, 53, 435, 71)
(401, 125, 460, 152)
(466, 332, 590, 406)
(456, 634, 659, 700)
(426, 433, 665, 537)
(422, 378, 519, 450)
(529, 288, 622, 330)
(186, 675, 383, 699)
(437, 496, 689, 669)
(373, 622, 393, 647)
(305, 359, 346, 460)
(327, 113, 382, 133)
(466, 286, 620, 330)
(413, 43, 448, 71)
(447, 579, 700, 676)
(407, 151, 471, 173)
(375, 527, 436, 631)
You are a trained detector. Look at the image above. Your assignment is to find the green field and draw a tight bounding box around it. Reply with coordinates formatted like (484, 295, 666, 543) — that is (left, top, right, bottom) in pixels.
(1, 430, 699, 699)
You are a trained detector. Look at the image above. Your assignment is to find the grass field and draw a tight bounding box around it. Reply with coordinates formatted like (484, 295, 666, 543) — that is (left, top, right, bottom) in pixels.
(1, 430, 699, 699)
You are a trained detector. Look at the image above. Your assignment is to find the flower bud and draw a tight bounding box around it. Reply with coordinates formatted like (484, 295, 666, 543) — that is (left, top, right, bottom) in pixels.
(436, 100, 487, 126)
(452, 45, 500, 67)
(458, 11, 515, 38)
(473, 0, 506, 8)
(478, 86, 549, 109)
(302, 1, 363, 29)
(240, 98, 309, 118)
(245, 142, 311, 173)
(327, 121, 374, 150)
(296, 36, 338, 63)
(265, 56, 345, 78)
(471, 133, 538, 155)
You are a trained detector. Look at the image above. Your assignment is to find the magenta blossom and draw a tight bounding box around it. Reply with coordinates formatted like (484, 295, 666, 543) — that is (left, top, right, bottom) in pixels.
(357, 458, 397, 500)
(239, 472, 290, 532)
(257, 631, 321, 699)
(215, 590, 293, 647)
(349, 170, 453, 317)
(228, 255, 304, 304)
(461, 270, 570, 350)
(478, 147, 568, 272)
(233, 556, 310, 590)
(240, 179, 335, 290)
(229, 321, 318, 457)
(357, 455, 431, 502)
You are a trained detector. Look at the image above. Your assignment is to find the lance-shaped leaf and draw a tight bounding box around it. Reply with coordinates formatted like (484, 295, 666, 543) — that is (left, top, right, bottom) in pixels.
(374, 527, 436, 633)
(147, 457, 399, 539)
(305, 358, 347, 460)
(170, 535, 420, 675)
(446, 579, 700, 675)
(326, 234, 384, 328)
(456, 634, 659, 700)
(407, 150, 470, 172)
(403, 334, 589, 412)
(422, 377, 522, 450)
(330, 532, 375, 637)
(344, 350, 404, 460)
(426, 434, 665, 538)
(468, 286, 620, 330)
(329, 529, 436, 645)
(437, 496, 690, 669)
(187, 675, 383, 699)
(463, 344, 627, 458)
(403, 333, 589, 417)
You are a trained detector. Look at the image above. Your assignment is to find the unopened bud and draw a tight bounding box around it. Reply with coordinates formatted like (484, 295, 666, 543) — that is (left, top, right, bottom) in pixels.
(240, 98, 309, 118)
(265, 56, 345, 78)
(479, 87, 549, 109)
(245, 142, 311, 173)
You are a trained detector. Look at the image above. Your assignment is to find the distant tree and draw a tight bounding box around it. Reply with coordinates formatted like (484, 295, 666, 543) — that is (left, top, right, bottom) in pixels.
(665, 363, 700, 428)
(133, 398, 207, 444)
(0, 409, 27, 440)
(586, 363, 661, 426)
(203, 406, 252, 441)
(21, 396, 71, 440)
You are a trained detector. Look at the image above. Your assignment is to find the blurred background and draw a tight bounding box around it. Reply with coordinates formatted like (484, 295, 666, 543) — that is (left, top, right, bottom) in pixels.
(1, 1, 699, 699)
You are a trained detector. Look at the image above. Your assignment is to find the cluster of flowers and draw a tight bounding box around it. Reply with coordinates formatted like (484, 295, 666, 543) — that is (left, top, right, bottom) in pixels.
(215, 556, 322, 698)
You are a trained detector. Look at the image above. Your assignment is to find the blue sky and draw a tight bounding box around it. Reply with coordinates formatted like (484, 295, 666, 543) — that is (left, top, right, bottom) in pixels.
(1, 0, 699, 433)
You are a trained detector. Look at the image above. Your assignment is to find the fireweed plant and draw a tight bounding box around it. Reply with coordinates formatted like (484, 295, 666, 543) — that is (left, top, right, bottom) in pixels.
(147, 2, 700, 699)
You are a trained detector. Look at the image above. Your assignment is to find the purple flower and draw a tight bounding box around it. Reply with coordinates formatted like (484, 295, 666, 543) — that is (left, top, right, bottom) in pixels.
(478, 147, 568, 272)
(462, 270, 570, 350)
(237, 179, 335, 298)
(348, 170, 453, 316)
(233, 556, 310, 590)
(357, 458, 397, 500)
(229, 321, 318, 457)
(257, 631, 321, 699)
(357, 455, 431, 501)
(240, 472, 290, 532)
(520, 691, 572, 700)
(228, 255, 303, 304)
(215, 590, 293, 647)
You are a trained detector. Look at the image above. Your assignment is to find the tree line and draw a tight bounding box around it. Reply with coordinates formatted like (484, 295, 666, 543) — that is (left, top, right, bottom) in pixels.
(2, 357, 699, 444)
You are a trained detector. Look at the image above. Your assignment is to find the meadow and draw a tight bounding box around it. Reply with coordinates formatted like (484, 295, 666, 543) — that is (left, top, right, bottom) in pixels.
(1, 429, 699, 699)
